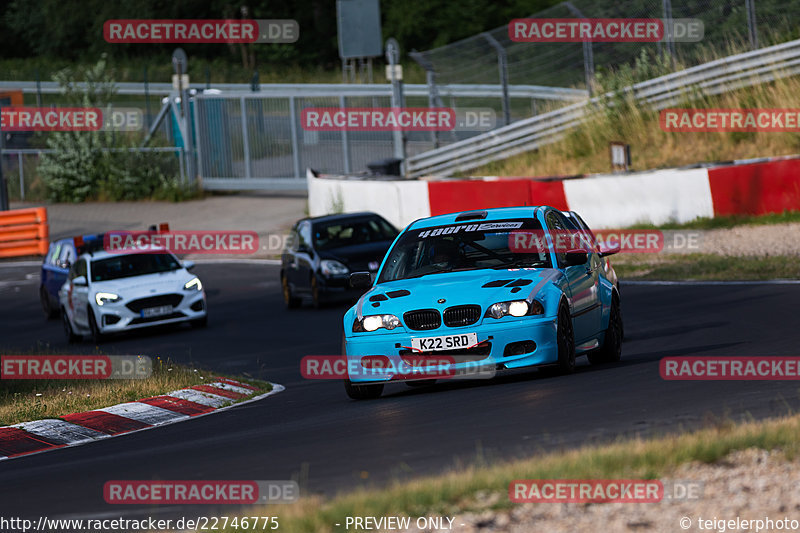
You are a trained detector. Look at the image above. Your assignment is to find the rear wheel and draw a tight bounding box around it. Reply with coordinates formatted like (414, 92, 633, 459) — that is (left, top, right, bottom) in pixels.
(62, 308, 79, 343)
(282, 274, 301, 309)
(588, 296, 622, 365)
(40, 286, 58, 319)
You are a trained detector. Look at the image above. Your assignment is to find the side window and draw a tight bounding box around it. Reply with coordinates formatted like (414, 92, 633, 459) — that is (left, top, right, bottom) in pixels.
(48, 243, 62, 265)
(545, 211, 568, 268)
(298, 222, 312, 251)
(69, 259, 87, 281)
(285, 226, 299, 252)
(59, 245, 76, 267)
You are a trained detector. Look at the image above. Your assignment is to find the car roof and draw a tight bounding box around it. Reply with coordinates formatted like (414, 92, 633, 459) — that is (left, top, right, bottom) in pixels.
(407, 206, 554, 230)
(78, 249, 173, 262)
(300, 211, 389, 225)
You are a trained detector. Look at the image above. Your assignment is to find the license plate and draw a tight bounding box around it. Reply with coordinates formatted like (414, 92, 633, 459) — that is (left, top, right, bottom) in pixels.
(141, 305, 173, 318)
(411, 332, 478, 352)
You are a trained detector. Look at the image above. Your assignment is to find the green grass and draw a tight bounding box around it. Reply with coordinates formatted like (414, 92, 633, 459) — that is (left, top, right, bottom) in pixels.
(613, 254, 800, 281)
(627, 210, 800, 230)
(224, 413, 800, 532)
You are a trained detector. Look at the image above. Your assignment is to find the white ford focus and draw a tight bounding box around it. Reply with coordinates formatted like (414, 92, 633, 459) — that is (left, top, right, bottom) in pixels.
(58, 247, 207, 343)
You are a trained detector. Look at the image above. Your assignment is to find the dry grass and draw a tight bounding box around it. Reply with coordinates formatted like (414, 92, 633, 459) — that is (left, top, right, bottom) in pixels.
(231, 414, 800, 532)
(0, 356, 271, 426)
(474, 49, 800, 177)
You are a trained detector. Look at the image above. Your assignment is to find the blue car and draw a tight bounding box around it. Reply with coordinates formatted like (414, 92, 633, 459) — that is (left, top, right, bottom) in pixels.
(342, 206, 623, 399)
(40, 234, 103, 319)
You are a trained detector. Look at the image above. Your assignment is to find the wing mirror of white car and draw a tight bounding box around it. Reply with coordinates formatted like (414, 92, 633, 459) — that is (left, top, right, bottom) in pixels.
(565, 249, 589, 266)
(72, 276, 88, 287)
(182, 260, 196, 270)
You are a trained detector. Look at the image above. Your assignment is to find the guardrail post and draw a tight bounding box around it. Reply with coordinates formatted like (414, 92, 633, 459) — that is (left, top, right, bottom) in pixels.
(0, 106, 7, 211)
(409, 51, 441, 148)
(745, 0, 759, 50)
(340, 95, 351, 173)
(18, 152, 24, 202)
(661, 0, 677, 61)
(481, 32, 511, 126)
(386, 38, 407, 176)
(289, 96, 302, 179)
(240, 96, 252, 180)
(564, 2, 595, 95)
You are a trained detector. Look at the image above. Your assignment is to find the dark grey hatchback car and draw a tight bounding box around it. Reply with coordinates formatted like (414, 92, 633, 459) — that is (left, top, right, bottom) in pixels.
(280, 212, 399, 308)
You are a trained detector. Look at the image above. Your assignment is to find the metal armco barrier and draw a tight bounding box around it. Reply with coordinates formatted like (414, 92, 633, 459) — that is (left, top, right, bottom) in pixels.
(0, 207, 49, 258)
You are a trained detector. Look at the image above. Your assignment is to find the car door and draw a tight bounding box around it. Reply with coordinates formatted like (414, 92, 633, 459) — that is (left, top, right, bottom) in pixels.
(546, 210, 601, 343)
(41, 242, 63, 301)
(293, 221, 315, 293)
(67, 258, 90, 327)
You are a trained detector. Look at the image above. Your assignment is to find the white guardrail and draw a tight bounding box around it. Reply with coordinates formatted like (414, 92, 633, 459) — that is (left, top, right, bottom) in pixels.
(0, 80, 587, 102)
(407, 38, 800, 178)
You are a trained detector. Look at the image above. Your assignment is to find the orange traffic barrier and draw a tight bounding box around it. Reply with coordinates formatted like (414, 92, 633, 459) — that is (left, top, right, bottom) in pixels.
(0, 207, 49, 258)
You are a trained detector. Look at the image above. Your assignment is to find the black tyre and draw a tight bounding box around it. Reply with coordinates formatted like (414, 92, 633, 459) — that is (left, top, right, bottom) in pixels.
(62, 308, 79, 343)
(541, 304, 576, 376)
(40, 286, 58, 319)
(310, 276, 322, 309)
(588, 296, 622, 365)
(88, 308, 105, 344)
(281, 274, 301, 309)
(344, 379, 384, 399)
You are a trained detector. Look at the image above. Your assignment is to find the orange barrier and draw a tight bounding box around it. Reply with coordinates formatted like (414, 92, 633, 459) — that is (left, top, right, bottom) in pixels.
(0, 207, 49, 258)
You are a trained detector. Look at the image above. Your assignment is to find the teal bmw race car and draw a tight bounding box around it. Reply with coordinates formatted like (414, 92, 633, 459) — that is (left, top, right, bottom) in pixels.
(342, 206, 623, 400)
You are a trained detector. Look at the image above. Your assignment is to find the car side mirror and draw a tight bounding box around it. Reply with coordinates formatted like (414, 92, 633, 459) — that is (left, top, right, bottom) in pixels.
(565, 249, 588, 266)
(349, 271, 372, 290)
(72, 276, 88, 287)
(599, 245, 620, 257)
(182, 260, 195, 270)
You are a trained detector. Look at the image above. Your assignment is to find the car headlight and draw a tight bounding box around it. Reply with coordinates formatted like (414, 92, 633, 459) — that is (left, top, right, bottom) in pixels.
(353, 314, 401, 332)
(95, 292, 122, 306)
(485, 299, 544, 319)
(183, 277, 203, 291)
(320, 259, 349, 277)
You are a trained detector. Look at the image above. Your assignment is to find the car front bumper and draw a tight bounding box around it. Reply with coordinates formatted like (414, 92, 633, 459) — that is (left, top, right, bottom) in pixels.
(344, 315, 559, 384)
(94, 291, 207, 333)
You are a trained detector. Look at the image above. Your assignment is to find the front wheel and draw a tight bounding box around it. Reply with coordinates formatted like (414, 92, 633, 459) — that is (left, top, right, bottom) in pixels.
(88, 308, 105, 344)
(588, 297, 622, 365)
(344, 379, 384, 400)
(542, 305, 575, 376)
(282, 274, 301, 309)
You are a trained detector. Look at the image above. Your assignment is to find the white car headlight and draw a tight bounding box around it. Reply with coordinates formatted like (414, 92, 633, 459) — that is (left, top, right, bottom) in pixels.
(354, 314, 401, 332)
(95, 292, 122, 306)
(486, 300, 543, 319)
(183, 277, 203, 291)
(320, 259, 349, 277)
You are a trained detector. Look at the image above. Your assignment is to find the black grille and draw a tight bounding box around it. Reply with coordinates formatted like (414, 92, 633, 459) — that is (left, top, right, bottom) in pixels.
(129, 311, 186, 325)
(443, 305, 481, 327)
(126, 294, 183, 313)
(403, 309, 441, 330)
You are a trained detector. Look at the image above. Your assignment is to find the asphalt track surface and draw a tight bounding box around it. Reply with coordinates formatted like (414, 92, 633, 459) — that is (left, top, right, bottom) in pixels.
(1, 261, 799, 520)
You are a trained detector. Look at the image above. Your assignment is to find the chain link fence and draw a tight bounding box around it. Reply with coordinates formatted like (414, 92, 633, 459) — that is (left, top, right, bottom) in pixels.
(410, 0, 800, 92)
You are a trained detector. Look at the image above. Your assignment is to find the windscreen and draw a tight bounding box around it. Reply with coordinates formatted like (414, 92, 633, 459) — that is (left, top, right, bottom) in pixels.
(91, 253, 181, 282)
(313, 217, 398, 251)
(378, 218, 550, 282)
